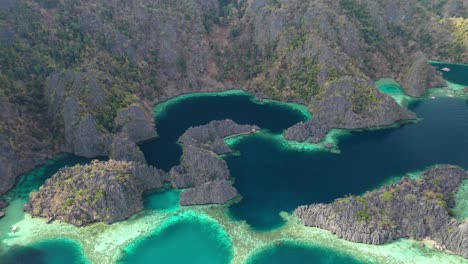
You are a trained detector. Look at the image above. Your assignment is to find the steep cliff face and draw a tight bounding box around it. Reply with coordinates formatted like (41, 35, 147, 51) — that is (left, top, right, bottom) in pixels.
(24, 160, 168, 226)
(284, 77, 416, 143)
(179, 119, 258, 154)
(172, 119, 256, 205)
(0, 0, 467, 200)
(295, 165, 468, 258)
(0, 98, 51, 199)
(45, 70, 156, 158)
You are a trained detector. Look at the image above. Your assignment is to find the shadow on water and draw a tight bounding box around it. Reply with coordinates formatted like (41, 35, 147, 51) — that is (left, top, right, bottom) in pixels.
(0, 239, 89, 264)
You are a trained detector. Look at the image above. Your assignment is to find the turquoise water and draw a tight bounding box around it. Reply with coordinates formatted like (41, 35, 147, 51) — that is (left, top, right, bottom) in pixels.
(117, 212, 233, 264)
(3, 154, 92, 201)
(1, 64, 467, 263)
(143, 190, 180, 212)
(0, 238, 90, 264)
(246, 241, 366, 264)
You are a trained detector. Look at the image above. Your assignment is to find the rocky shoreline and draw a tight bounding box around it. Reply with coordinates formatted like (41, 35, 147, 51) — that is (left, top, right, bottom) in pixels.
(23, 119, 256, 225)
(284, 77, 416, 143)
(172, 119, 258, 206)
(24, 160, 169, 226)
(295, 165, 468, 258)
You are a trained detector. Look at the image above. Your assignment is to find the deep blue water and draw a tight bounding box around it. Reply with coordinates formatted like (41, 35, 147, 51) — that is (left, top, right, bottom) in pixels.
(246, 242, 365, 264)
(0, 239, 89, 264)
(226, 98, 468, 229)
(139, 93, 308, 171)
(431, 62, 468, 86)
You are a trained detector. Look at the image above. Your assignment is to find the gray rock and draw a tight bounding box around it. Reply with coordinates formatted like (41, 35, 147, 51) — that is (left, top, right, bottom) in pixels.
(285, 77, 416, 143)
(72, 115, 105, 158)
(108, 134, 146, 163)
(179, 119, 258, 154)
(180, 179, 239, 206)
(170, 145, 230, 188)
(295, 165, 468, 258)
(24, 160, 168, 226)
(0, 134, 18, 196)
(400, 52, 447, 97)
(115, 104, 157, 143)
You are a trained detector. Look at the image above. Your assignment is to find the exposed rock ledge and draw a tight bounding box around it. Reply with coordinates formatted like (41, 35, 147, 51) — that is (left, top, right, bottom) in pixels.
(171, 119, 256, 205)
(295, 165, 468, 258)
(24, 160, 169, 226)
(285, 77, 416, 143)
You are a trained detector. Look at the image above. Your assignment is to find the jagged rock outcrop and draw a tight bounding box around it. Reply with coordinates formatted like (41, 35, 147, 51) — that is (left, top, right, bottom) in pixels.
(179, 119, 258, 154)
(24, 160, 168, 226)
(45, 70, 156, 158)
(180, 179, 238, 206)
(170, 145, 230, 188)
(295, 165, 468, 258)
(107, 134, 146, 163)
(0, 98, 51, 201)
(285, 77, 416, 143)
(115, 105, 157, 143)
(400, 53, 447, 97)
(170, 120, 254, 205)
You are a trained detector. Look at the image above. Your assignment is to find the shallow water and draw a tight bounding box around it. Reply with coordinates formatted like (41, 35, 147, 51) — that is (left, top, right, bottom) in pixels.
(1, 64, 468, 263)
(117, 212, 233, 264)
(246, 241, 367, 264)
(143, 190, 180, 212)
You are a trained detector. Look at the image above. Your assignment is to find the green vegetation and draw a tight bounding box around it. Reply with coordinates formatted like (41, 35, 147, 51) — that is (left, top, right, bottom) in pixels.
(339, 0, 382, 46)
(382, 190, 394, 202)
(357, 209, 371, 222)
(271, 57, 321, 100)
(351, 83, 381, 114)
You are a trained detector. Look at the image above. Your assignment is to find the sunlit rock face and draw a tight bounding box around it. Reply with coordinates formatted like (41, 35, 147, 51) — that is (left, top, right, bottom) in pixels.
(24, 160, 168, 226)
(296, 165, 468, 258)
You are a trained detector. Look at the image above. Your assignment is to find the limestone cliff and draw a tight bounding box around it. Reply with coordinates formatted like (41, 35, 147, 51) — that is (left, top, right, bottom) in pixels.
(171, 120, 256, 205)
(1, 0, 467, 202)
(24, 160, 168, 226)
(284, 77, 416, 143)
(295, 165, 468, 258)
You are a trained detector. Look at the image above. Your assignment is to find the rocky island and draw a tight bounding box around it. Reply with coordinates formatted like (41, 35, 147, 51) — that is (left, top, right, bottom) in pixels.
(173, 119, 258, 206)
(24, 160, 169, 226)
(23, 119, 256, 225)
(295, 165, 468, 258)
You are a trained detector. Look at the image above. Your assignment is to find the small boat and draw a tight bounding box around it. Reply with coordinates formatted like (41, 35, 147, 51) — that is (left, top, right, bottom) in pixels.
(11, 225, 19, 232)
(431, 96, 436, 99)
(441, 67, 451, 72)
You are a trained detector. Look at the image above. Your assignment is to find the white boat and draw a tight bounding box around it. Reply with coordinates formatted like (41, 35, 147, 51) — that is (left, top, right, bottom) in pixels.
(441, 67, 451, 72)
(11, 225, 19, 232)
(431, 96, 436, 99)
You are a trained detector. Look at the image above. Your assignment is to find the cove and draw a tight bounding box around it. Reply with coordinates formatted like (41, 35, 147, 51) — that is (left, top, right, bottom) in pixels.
(246, 241, 367, 264)
(117, 212, 233, 264)
(0, 239, 90, 264)
(226, 97, 468, 230)
(139, 90, 310, 171)
(430, 61, 468, 86)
